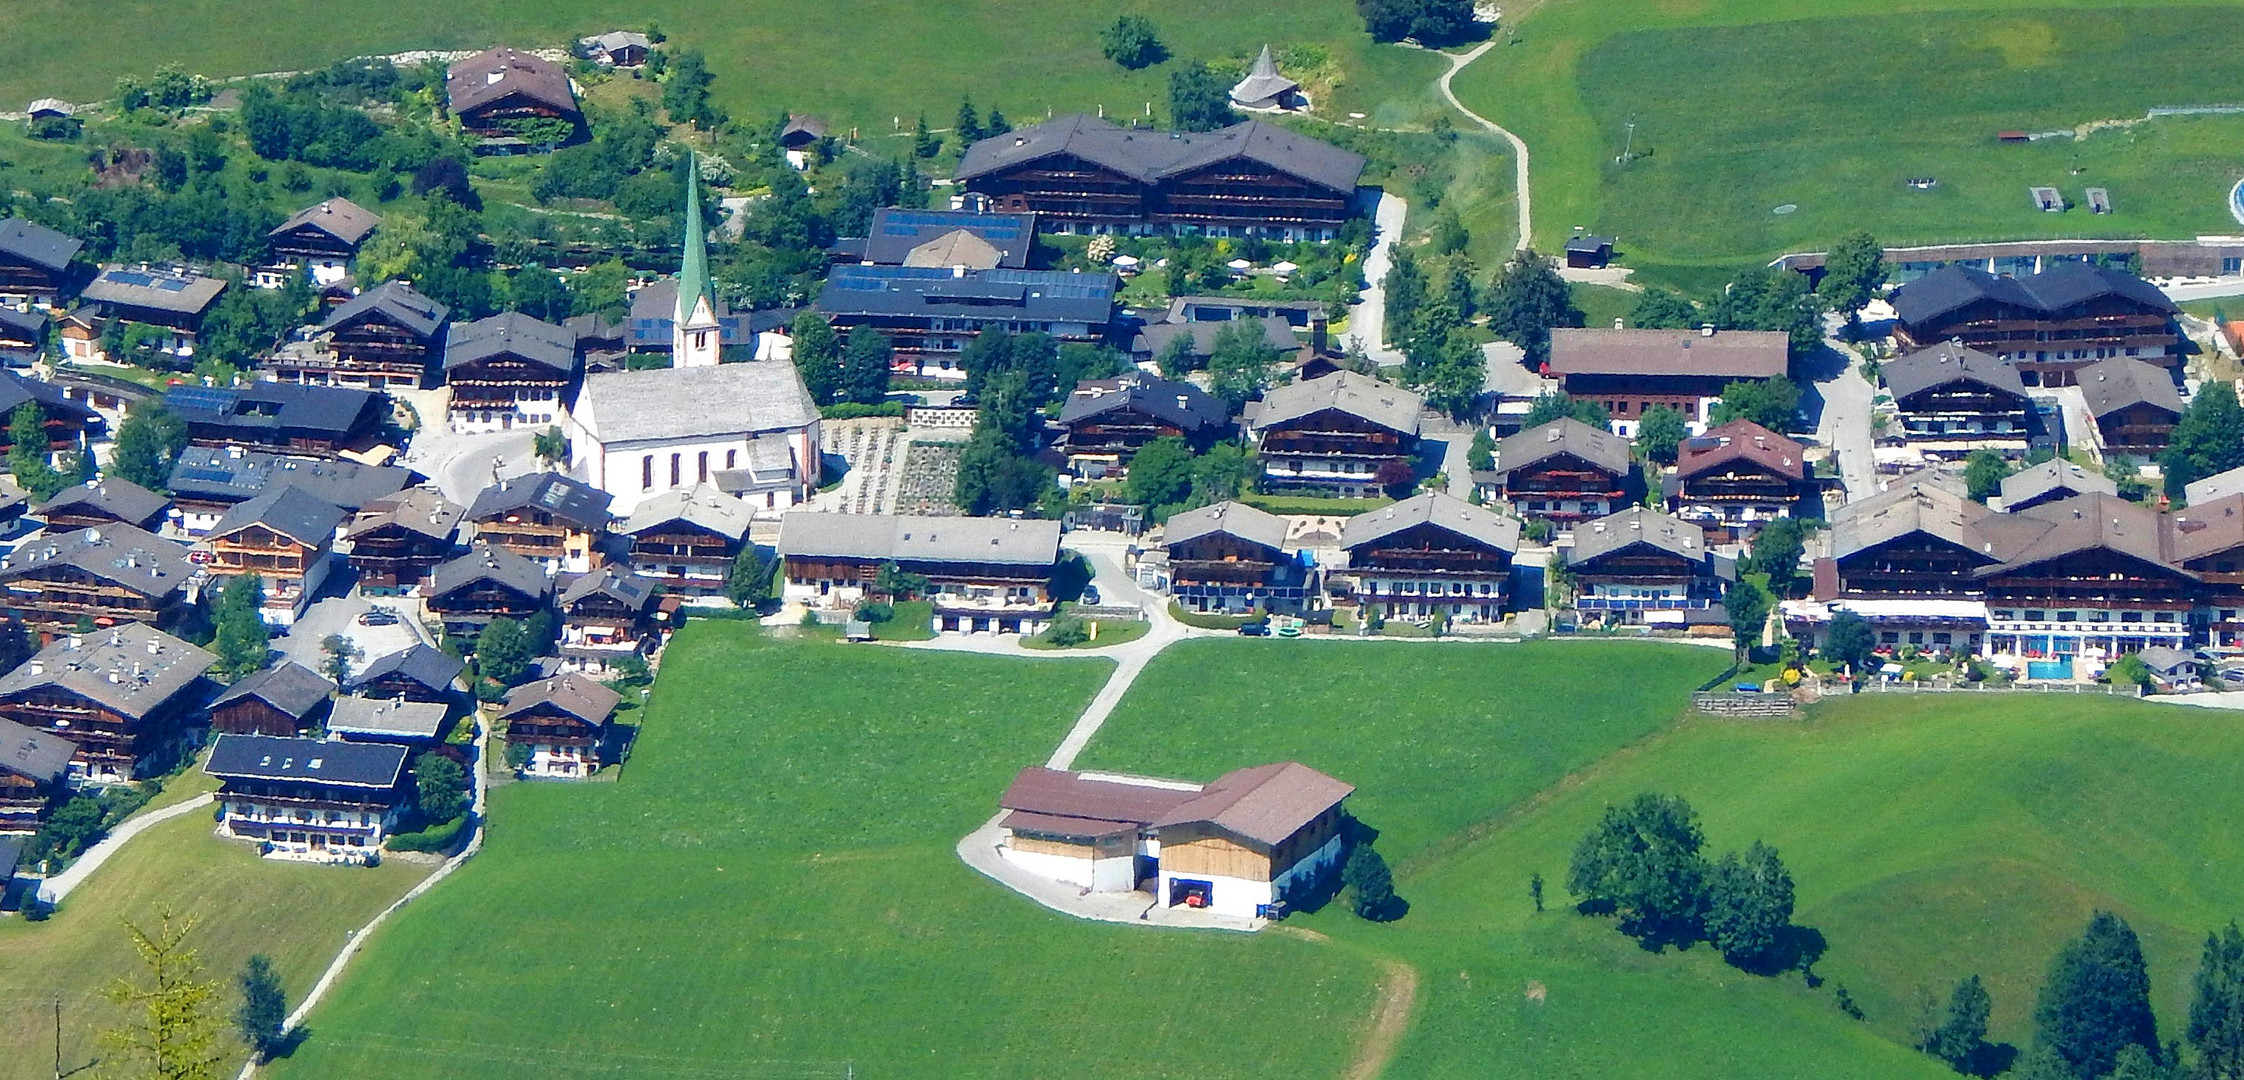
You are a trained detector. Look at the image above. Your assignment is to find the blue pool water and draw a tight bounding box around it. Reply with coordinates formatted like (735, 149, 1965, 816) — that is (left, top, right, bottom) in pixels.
(2026, 659, 2073, 680)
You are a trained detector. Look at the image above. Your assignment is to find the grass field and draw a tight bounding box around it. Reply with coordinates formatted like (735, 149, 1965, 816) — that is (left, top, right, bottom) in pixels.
(0, 1, 1446, 139)
(265, 625, 1384, 1080)
(1451, 0, 2244, 283)
(0, 813, 432, 1080)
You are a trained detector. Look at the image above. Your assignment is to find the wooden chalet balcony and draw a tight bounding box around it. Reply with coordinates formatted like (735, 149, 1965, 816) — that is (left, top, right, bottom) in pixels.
(1356, 550, 1511, 575)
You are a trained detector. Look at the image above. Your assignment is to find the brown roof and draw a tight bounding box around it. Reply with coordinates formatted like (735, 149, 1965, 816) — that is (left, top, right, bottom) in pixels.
(1567, 506, 1710, 566)
(1976, 492, 2189, 579)
(1548, 327, 1789, 380)
(270, 198, 380, 247)
(500, 672, 622, 728)
(998, 809, 1140, 840)
(2171, 494, 2244, 564)
(447, 47, 577, 118)
(1152, 762, 1353, 847)
(1000, 766, 1201, 827)
(1496, 417, 1633, 478)
(1675, 419, 1806, 482)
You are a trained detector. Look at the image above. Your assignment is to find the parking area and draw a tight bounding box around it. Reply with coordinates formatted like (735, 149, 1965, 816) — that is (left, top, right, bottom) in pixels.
(276, 579, 426, 675)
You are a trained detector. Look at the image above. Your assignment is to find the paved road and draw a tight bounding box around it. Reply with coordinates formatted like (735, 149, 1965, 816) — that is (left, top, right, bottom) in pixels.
(1437, 40, 1532, 251)
(2043, 385, 2106, 464)
(1345, 190, 1410, 366)
(277, 581, 423, 673)
(394, 409, 538, 506)
(38, 794, 215, 904)
(1813, 336, 1879, 503)
(2163, 280, 2244, 303)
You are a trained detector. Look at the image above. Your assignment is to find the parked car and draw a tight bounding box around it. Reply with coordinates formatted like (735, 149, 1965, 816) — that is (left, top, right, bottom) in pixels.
(1237, 620, 1270, 637)
(1080, 585, 1101, 605)
(357, 608, 401, 626)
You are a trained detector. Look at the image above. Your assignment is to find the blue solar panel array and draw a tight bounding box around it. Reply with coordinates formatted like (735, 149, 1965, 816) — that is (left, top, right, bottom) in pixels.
(176, 466, 238, 484)
(877, 210, 1023, 240)
(827, 264, 1113, 299)
(165, 385, 241, 414)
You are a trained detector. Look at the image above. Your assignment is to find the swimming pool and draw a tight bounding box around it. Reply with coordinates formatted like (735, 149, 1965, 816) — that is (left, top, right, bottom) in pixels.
(2025, 659, 2074, 680)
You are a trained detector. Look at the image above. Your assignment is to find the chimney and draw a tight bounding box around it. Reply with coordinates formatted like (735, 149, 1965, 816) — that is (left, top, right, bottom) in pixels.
(28, 660, 41, 676)
(1700, 324, 1715, 337)
(1613, 318, 1624, 330)
(147, 639, 160, 656)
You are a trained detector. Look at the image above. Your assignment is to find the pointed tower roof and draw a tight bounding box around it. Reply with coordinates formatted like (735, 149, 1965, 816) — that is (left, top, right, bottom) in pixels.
(1230, 45, 1299, 107)
(677, 151, 716, 327)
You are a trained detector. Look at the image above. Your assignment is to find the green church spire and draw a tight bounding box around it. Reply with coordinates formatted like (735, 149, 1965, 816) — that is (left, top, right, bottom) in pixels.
(677, 150, 714, 326)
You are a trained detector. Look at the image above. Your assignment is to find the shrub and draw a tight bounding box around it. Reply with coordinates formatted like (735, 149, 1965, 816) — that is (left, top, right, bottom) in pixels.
(855, 601, 896, 623)
(386, 814, 468, 853)
(1044, 614, 1089, 647)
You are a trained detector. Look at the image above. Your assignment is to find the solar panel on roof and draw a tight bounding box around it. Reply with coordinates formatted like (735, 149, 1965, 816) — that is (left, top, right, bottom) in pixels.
(109, 271, 155, 287)
(158, 279, 189, 292)
(176, 467, 237, 483)
(166, 386, 241, 413)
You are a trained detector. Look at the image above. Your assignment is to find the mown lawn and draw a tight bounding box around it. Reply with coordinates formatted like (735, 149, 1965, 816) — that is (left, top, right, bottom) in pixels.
(268, 624, 1380, 1080)
(0, 0, 1444, 140)
(1450, 0, 2244, 277)
(0, 813, 432, 1080)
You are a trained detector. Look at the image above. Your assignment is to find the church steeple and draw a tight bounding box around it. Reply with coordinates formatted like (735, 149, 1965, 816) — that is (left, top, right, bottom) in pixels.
(675, 150, 722, 367)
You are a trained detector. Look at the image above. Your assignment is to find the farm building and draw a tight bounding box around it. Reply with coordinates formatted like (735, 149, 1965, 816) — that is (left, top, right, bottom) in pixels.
(996, 762, 1353, 920)
(260, 198, 380, 287)
(209, 661, 336, 737)
(446, 47, 580, 148)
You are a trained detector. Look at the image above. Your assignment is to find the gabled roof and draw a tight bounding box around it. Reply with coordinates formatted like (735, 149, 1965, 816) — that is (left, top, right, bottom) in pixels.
(499, 671, 621, 728)
(574, 362, 819, 446)
(1675, 419, 1805, 482)
(1497, 417, 1632, 477)
(326, 695, 449, 740)
(1000, 766, 1202, 836)
(211, 661, 335, 719)
(1058, 371, 1229, 433)
(2076, 357, 2183, 419)
(205, 733, 407, 789)
(903, 229, 1005, 271)
(777, 513, 1061, 567)
(1340, 492, 1521, 555)
(467, 472, 613, 532)
(956, 114, 1365, 195)
(163, 382, 382, 440)
(1230, 45, 1299, 105)
(0, 623, 214, 718)
(2186, 465, 2244, 507)
(1978, 492, 2187, 578)
(351, 644, 464, 696)
(1567, 506, 1710, 566)
(1249, 370, 1420, 436)
(169, 447, 411, 510)
(430, 541, 553, 600)
(447, 47, 577, 117)
(270, 198, 380, 247)
(1999, 458, 2117, 510)
(1162, 500, 1289, 552)
(0, 218, 82, 273)
(208, 485, 346, 547)
(83, 265, 226, 316)
(1548, 327, 1789, 380)
(0, 369, 97, 426)
(815, 265, 1118, 326)
(1882, 341, 2028, 403)
(2171, 494, 2244, 563)
(0, 523, 191, 598)
(619, 485, 754, 542)
(444, 311, 578, 374)
(1151, 762, 1353, 847)
(0, 306, 45, 341)
(1131, 316, 1297, 360)
(0, 715, 74, 784)
(347, 487, 463, 542)
(320, 280, 447, 340)
(1829, 476, 1991, 562)
(1892, 262, 2176, 327)
(37, 478, 170, 528)
(558, 564, 654, 610)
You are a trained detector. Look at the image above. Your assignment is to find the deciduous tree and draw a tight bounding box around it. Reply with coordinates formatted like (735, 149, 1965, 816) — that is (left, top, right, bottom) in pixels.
(1208, 320, 1280, 409)
(212, 575, 270, 680)
(475, 616, 535, 687)
(1820, 231, 1887, 336)
(1635, 404, 1687, 465)
(235, 954, 288, 1063)
(790, 312, 843, 404)
(1100, 15, 1167, 69)
(414, 752, 470, 824)
(1381, 246, 1426, 350)
(1923, 974, 1995, 1075)
(1630, 288, 1699, 330)
(1825, 610, 1878, 675)
(841, 328, 894, 406)
(1485, 249, 1582, 367)
(1709, 378, 1801, 432)
(1567, 792, 1709, 948)
(1125, 436, 1196, 511)
(726, 545, 778, 609)
(1704, 840, 1795, 972)
(1167, 61, 1236, 132)
(1725, 579, 1771, 664)
(1965, 449, 2012, 503)
(1523, 391, 1609, 429)
(1344, 840, 1401, 920)
(2162, 381, 2244, 499)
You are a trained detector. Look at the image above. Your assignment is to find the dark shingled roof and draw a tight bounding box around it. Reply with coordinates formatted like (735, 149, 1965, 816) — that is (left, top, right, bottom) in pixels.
(0, 218, 82, 273)
(1130, 316, 1297, 360)
(1674, 419, 1806, 483)
(499, 671, 621, 728)
(446, 47, 577, 117)
(164, 382, 383, 441)
(1162, 500, 1289, 552)
(270, 198, 381, 248)
(558, 564, 654, 610)
(351, 644, 464, 696)
(168, 448, 412, 511)
(0, 370, 97, 427)
(1882, 341, 2029, 403)
(1567, 506, 1712, 567)
(320, 281, 448, 340)
(0, 715, 75, 784)
(205, 733, 407, 789)
(1892, 262, 2176, 328)
(444, 311, 578, 374)
(37, 477, 169, 529)
(1340, 492, 1522, 555)
(467, 472, 613, 533)
(430, 541, 553, 601)
(956, 115, 1366, 195)
(1058, 372, 1229, 434)
(208, 485, 347, 547)
(347, 487, 463, 543)
(2076, 357, 2183, 419)
(211, 661, 335, 720)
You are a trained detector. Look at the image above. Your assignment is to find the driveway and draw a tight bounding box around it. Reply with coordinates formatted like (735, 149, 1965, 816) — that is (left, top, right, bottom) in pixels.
(1344, 190, 1410, 367)
(393, 397, 540, 506)
(277, 572, 426, 675)
(1811, 336, 1878, 503)
(2040, 385, 2106, 463)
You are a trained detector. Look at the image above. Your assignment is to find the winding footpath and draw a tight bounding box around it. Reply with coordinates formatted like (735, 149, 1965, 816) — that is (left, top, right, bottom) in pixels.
(1436, 41, 1533, 251)
(37, 793, 215, 904)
